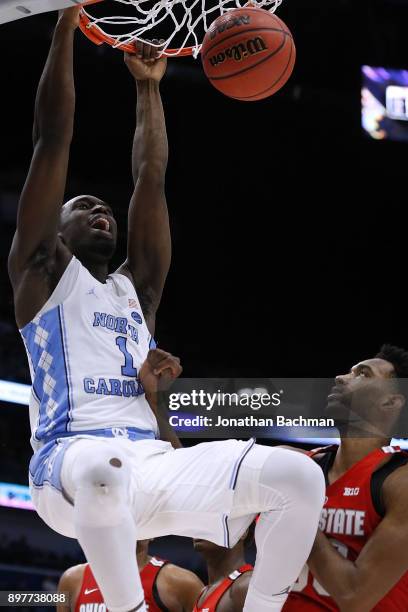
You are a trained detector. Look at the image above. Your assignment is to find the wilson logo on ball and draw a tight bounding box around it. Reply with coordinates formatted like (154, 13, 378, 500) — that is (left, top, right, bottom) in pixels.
(209, 15, 251, 40)
(209, 36, 268, 66)
(201, 7, 296, 101)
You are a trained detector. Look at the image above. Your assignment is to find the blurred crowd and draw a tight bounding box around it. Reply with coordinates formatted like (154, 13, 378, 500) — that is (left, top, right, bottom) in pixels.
(0, 533, 83, 571)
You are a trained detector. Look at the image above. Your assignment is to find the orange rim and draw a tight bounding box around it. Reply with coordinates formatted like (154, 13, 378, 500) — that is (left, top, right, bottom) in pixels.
(79, 2, 196, 56)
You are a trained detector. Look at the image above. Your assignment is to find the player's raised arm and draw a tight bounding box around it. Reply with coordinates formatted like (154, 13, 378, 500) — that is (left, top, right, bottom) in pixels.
(307, 467, 408, 611)
(118, 41, 170, 334)
(8, 8, 79, 309)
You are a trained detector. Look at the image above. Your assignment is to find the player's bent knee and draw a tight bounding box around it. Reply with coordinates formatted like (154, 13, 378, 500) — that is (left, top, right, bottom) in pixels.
(65, 444, 132, 528)
(260, 448, 325, 509)
(70, 443, 130, 495)
(296, 453, 325, 509)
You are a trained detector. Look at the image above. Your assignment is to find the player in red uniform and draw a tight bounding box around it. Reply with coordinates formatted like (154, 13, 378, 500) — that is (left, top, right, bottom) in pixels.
(284, 344, 408, 611)
(56, 539, 204, 612)
(193, 524, 255, 612)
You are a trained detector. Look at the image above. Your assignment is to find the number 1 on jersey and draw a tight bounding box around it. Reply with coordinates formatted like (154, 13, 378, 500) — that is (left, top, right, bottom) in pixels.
(115, 336, 137, 377)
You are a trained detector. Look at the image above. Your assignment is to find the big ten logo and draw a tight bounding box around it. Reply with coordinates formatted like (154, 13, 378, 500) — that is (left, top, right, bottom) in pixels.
(209, 36, 268, 66)
(343, 487, 360, 497)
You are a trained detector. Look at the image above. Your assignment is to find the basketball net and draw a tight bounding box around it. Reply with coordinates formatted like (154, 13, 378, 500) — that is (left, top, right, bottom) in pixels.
(80, 0, 283, 58)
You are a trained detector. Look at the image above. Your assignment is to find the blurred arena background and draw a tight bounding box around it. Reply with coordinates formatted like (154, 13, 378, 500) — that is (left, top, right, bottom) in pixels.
(1, 0, 408, 605)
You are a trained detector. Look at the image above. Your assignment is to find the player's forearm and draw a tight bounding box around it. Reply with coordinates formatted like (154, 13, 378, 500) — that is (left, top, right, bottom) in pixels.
(156, 412, 183, 449)
(308, 532, 369, 611)
(33, 19, 75, 146)
(145, 391, 182, 449)
(132, 80, 168, 184)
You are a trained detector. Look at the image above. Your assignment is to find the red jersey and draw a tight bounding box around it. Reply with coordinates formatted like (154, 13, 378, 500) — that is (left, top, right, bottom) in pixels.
(193, 564, 253, 612)
(75, 557, 170, 612)
(284, 445, 408, 611)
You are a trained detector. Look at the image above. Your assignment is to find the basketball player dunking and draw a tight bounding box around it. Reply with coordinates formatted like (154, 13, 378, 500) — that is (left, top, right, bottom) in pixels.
(57, 539, 204, 612)
(192, 526, 254, 612)
(8, 7, 325, 612)
(284, 345, 408, 611)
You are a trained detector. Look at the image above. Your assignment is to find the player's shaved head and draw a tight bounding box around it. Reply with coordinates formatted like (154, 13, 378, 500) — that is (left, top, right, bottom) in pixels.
(58, 194, 117, 262)
(60, 195, 113, 219)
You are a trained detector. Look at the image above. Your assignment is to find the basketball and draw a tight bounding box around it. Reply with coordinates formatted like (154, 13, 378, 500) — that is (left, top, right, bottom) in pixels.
(201, 7, 296, 101)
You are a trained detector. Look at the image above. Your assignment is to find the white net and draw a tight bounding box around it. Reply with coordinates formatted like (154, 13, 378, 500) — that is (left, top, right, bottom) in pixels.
(81, 0, 283, 58)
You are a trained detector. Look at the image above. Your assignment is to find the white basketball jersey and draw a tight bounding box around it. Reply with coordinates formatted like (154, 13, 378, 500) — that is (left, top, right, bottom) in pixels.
(20, 256, 159, 450)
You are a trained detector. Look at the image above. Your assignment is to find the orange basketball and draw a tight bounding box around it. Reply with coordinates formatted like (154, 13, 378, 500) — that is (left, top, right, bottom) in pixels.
(201, 7, 296, 101)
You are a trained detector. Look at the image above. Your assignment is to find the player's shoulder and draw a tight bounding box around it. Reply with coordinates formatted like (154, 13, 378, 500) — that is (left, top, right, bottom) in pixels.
(382, 459, 408, 513)
(114, 263, 135, 285)
(156, 562, 204, 610)
(159, 562, 203, 588)
(229, 570, 253, 607)
(382, 458, 408, 488)
(58, 563, 87, 589)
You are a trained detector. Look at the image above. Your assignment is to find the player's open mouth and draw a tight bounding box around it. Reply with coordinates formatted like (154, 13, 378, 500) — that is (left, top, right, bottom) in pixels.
(90, 216, 111, 233)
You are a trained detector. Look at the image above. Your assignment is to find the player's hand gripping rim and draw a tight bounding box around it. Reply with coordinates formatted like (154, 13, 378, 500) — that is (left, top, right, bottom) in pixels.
(124, 39, 167, 83)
